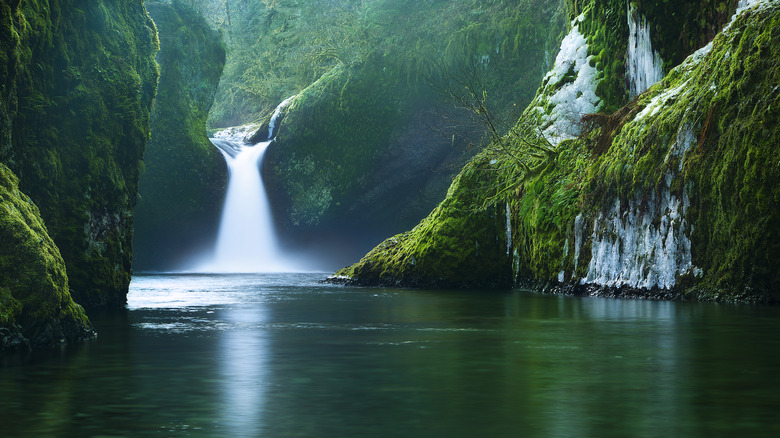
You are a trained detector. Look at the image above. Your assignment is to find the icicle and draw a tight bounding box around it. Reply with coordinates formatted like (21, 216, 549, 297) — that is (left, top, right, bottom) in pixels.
(505, 203, 512, 256)
(626, 3, 664, 97)
(581, 176, 698, 290)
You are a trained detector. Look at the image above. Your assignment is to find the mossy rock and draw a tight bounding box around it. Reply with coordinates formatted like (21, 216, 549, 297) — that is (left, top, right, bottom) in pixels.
(335, 1, 779, 303)
(1, 0, 159, 308)
(577, 1, 780, 301)
(1, 164, 94, 352)
(333, 148, 520, 288)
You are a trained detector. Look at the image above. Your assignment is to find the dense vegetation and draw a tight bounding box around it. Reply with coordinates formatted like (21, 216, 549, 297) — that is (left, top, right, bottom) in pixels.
(336, 0, 779, 303)
(133, 0, 570, 265)
(178, 0, 568, 128)
(256, 0, 568, 259)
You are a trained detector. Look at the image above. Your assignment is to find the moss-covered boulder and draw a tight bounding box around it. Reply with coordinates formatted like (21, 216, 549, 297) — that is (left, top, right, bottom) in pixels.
(573, 0, 780, 301)
(333, 156, 515, 288)
(0, 0, 159, 308)
(335, 0, 779, 303)
(1, 164, 94, 352)
(264, 60, 474, 255)
(133, 1, 226, 271)
(259, 0, 567, 262)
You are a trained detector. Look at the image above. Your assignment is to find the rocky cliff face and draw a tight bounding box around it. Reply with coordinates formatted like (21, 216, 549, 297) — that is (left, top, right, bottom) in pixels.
(335, 0, 779, 303)
(0, 0, 159, 308)
(0, 164, 94, 351)
(1, 0, 158, 352)
(133, 1, 226, 271)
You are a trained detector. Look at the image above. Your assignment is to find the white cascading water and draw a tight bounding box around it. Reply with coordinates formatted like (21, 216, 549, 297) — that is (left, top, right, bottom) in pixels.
(626, 3, 664, 97)
(197, 97, 295, 273)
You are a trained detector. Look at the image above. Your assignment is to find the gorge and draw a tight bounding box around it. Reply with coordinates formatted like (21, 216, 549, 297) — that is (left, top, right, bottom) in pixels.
(333, 0, 778, 304)
(0, 0, 777, 370)
(1, 0, 778, 435)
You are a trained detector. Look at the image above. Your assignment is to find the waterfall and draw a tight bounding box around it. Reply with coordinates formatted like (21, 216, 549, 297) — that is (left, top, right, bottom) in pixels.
(627, 3, 664, 97)
(196, 97, 295, 273)
(267, 95, 294, 139)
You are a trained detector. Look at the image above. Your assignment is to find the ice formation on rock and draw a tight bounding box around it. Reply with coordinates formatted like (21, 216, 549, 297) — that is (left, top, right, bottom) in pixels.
(533, 15, 601, 145)
(626, 4, 664, 96)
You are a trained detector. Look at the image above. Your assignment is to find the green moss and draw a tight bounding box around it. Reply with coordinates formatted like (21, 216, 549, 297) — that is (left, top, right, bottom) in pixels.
(266, 59, 401, 230)
(335, 154, 514, 288)
(1, 0, 159, 308)
(336, 1, 779, 303)
(1, 164, 94, 351)
(581, 3, 780, 300)
(580, 0, 630, 112)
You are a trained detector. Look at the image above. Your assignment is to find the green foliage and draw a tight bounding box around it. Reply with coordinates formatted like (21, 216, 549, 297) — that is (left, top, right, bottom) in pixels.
(248, 0, 568, 242)
(201, 0, 566, 128)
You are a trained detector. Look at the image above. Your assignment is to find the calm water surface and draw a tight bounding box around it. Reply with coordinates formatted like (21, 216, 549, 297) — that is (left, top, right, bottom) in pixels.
(2, 273, 780, 437)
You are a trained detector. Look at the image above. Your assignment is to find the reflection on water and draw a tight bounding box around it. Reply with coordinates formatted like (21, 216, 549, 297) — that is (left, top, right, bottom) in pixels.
(219, 305, 268, 436)
(1, 273, 780, 437)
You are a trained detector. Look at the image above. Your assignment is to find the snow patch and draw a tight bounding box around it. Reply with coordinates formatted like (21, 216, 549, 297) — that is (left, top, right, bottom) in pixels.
(535, 14, 601, 145)
(634, 80, 689, 122)
(665, 124, 696, 171)
(725, 0, 770, 33)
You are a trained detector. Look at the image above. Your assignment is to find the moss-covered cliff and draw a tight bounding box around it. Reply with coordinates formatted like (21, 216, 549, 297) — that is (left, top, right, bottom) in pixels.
(0, 0, 159, 308)
(133, 1, 226, 271)
(0, 0, 159, 315)
(257, 0, 568, 262)
(335, 0, 779, 303)
(0, 164, 93, 351)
